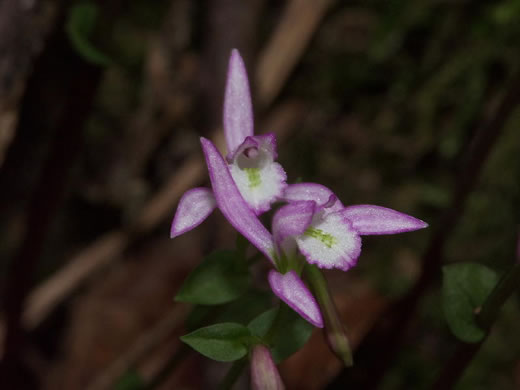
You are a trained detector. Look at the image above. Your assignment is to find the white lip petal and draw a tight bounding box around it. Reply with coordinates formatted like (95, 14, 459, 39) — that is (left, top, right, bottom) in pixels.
(229, 135, 287, 215)
(296, 212, 361, 271)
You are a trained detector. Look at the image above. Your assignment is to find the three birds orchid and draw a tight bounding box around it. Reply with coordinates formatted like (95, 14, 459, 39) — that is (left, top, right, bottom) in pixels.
(170, 49, 427, 329)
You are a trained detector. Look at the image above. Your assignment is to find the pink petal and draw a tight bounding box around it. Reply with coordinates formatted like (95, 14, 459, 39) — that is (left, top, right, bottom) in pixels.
(223, 49, 254, 154)
(341, 205, 428, 235)
(250, 345, 285, 390)
(283, 183, 343, 212)
(170, 187, 216, 238)
(200, 137, 276, 262)
(268, 270, 323, 328)
(272, 201, 315, 246)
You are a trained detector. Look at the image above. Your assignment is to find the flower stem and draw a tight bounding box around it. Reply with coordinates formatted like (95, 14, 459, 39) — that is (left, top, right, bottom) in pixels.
(305, 265, 353, 366)
(477, 263, 520, 330)
(217, 359, 247, 390)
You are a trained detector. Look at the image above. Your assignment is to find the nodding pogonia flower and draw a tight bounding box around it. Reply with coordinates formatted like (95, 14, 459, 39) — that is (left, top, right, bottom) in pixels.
(280, 183, 428, 271)
(250, 345, 285, 390)
(170, 49, 287, 239)
(199, 137, 323, 328)
(169, 48, 428, 330)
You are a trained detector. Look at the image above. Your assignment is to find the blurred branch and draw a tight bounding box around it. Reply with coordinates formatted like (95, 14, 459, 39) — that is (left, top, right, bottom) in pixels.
(431, 341, 483, 390)
(0, 17, 104, 388)
(0, 0, 59, 166)
(256, 0, 334, 107)
(85, 305, 190, 390)
(0, 100, 304, 350)
(327, 72, 520, 389)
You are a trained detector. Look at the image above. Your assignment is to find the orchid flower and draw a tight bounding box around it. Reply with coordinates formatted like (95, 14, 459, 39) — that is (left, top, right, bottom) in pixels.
(280, 183, 428, 271)
(170, 49, 287, 239)
(170, 49, 428, 330)
(199, 137, 324, 328)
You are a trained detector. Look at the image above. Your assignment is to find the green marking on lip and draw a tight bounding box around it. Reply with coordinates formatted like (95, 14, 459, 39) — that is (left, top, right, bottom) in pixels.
(304, 227, 336, 248)
(244, 167, 261, 188)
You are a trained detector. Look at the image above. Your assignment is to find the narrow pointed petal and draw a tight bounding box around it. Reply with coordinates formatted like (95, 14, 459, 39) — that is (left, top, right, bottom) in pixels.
(268, 270, 324, 328)
(250, 345, 285, 390)
(342, 205, 428, 235)
(230, 134, 287, 215)
(170, 187, 216, 238)
(284, 183, 343, 212)
(224, 49, 254, 154)
(200, 137, 276, 262)
(272, 201, 315, 246)
(296, 212, 361, 271)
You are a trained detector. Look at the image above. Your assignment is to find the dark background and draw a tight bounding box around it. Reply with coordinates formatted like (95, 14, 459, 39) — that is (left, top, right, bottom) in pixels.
(0, 0, 519, 389)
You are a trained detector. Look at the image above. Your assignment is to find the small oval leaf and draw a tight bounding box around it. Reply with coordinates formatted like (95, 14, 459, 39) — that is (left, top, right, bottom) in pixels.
(176, 250, 250, 305)
(442, 263, 499, 343)
(248, 305, 314, 362)
(180, 323, 253, 362)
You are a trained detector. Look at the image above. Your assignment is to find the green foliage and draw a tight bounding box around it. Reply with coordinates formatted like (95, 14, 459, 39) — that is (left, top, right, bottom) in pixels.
(176, 250, 250, 305)
(248, 306, 314, 362)
(180, 323, 255, 362)
(185, 290, 272, 332)
(66, 2, 111, 65)
(442, 263, 499, 343)
(113, 370, 145, 390)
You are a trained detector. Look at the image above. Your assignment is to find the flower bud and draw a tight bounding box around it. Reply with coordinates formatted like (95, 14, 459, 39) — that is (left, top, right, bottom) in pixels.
(250, 345, 285, 390)
(305, 264, 353, 366)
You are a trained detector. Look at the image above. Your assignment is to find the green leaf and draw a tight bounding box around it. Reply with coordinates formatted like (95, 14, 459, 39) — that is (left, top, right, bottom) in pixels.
(113, 370, 145, 390)
(176, 250, 250, 305)
(185, 290, 272, 332)
(248, 305, 314, 362)
(442, 263, 499, 343)
(66, 2, 111, 65)
(181, 323, 254, 362)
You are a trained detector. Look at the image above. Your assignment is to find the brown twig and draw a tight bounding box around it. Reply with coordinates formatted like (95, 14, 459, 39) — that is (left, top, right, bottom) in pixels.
(85, 305, 190, 390)
(256, 0, 334, 108)
(0, 100, 304, 354)
(0, 0, 59, 166)
(0, 16, 103, 388)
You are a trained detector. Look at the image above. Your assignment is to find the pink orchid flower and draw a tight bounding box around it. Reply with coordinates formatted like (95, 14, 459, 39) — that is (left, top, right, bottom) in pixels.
(170, 49, 428, 329)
